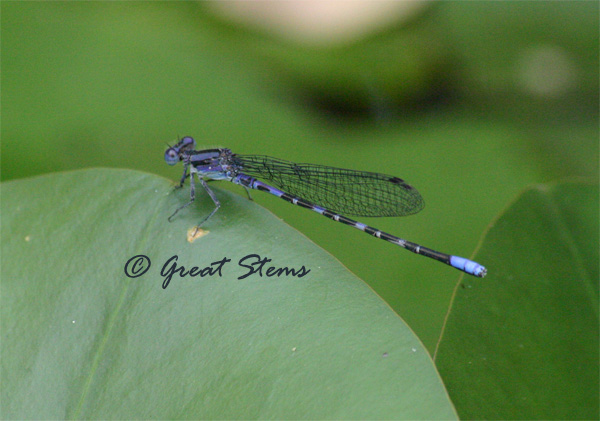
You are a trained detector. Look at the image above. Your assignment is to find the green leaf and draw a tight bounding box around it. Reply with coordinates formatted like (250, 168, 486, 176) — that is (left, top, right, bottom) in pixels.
(435, 180, 599, 419)
(1, 169, 456, 419)
(5, 1, 596, 353)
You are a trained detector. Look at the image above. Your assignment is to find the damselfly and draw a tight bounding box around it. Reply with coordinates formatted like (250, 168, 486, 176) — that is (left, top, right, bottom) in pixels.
(165, 136, 487, 277)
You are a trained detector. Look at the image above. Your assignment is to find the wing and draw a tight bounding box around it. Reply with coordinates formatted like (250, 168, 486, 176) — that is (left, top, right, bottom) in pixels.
(230, 154, 424, 217)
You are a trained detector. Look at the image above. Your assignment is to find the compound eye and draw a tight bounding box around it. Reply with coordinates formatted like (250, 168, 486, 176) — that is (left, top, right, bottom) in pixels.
(164, 148, 179, 165)
(181, 136, 196, 150)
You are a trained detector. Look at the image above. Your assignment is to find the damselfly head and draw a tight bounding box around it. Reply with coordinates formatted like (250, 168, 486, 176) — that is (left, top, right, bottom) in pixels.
(164, 136, 197, 165)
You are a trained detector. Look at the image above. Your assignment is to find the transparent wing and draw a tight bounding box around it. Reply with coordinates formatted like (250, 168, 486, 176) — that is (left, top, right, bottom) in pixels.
(231, 155, 424, 217)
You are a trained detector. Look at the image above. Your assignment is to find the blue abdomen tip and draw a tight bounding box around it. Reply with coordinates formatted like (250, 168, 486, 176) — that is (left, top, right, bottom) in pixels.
(450, 256, 487, 277)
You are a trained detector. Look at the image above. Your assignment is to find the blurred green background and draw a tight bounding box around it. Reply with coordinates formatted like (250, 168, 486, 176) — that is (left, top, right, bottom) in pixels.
(2, 1, 598, 351)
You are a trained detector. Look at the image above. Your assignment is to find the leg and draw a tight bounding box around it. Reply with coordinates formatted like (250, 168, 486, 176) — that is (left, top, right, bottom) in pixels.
(175, 162, 189, 189)
(168, 170, 196, 222)
(195, 178, 221, 228)
(243, 186, 254, 201)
